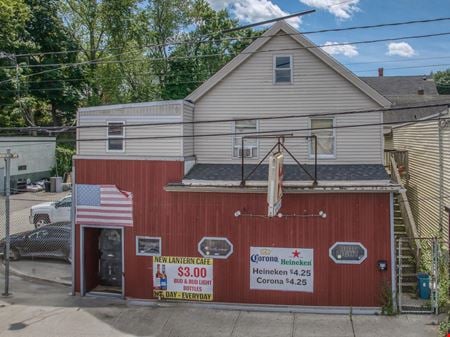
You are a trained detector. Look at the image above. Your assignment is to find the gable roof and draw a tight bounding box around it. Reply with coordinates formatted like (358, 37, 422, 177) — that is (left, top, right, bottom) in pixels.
(186, 21, 391, 107)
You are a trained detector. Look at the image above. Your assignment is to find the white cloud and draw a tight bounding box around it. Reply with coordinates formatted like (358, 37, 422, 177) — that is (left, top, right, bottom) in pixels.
(207, 0, 301, 28)
(299, 0, 360, 19)
(386, 42, 416, 57)
(321, 41, 359, 57)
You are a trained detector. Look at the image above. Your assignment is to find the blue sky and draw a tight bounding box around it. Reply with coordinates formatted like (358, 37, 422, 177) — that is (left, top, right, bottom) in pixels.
(208, 0, 450, 76)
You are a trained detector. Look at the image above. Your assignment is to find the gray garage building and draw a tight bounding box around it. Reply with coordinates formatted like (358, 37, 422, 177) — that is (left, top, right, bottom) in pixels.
(0, 137, 56, 194)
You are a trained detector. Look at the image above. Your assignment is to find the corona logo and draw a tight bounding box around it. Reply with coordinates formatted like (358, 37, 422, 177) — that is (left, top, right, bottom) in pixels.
(251, 254, 278, 263)
(259, 248, 271, 255)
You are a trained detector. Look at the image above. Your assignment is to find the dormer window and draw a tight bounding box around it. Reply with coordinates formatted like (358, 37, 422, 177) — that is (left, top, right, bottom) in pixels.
(274, 55, 292, 84)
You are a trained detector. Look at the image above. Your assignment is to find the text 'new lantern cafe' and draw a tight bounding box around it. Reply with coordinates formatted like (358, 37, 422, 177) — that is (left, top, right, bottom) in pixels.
(73, 21, 399, 311)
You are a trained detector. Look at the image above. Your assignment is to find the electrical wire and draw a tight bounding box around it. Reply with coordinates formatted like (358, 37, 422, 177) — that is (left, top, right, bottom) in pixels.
(1, 30, 450, 85)
(0, 102, 448, 133)
(0, 62, 449, 93)
(6, 16, 450, 59)
(0, 113, 448, 143)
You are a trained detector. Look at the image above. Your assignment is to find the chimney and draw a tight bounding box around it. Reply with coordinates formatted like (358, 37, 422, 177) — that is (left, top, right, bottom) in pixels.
(378, 67, 384, 77)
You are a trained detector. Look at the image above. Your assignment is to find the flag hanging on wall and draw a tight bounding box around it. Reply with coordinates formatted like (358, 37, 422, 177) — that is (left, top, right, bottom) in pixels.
(75, 184, 133, 227)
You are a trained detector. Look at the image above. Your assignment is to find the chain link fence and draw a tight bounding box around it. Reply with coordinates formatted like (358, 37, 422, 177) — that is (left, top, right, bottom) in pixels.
(0, 188, 72, 287)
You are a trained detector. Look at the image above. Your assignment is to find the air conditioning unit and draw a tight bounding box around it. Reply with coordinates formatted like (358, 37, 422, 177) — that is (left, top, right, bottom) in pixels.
(238, 147, 256, 158)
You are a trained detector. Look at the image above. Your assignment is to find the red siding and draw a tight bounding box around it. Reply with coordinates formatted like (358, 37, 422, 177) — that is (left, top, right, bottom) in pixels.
(75, 159, 392, 307)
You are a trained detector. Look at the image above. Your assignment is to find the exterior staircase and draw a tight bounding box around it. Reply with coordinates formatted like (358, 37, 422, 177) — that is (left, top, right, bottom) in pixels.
(394, 194, 417, 294)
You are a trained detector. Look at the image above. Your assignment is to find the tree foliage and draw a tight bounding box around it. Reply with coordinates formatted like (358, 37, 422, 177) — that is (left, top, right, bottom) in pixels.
(433, 69, 450, 95)
(0, 0, 255, 130)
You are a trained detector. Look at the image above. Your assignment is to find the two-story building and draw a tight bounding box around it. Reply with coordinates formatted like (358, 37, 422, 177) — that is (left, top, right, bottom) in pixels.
(73, 21, 399, 311)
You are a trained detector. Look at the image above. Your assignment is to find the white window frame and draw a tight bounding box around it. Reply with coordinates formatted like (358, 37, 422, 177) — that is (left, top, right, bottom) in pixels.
(198, 236, 233, 259)
(308, 117, 336, 159)
(273, 55, 293, 84)
(106, 121, 125, 152)
(232, 120, 259, 159)
(135, 236, 161, 256)
(329, 241, 367, 265)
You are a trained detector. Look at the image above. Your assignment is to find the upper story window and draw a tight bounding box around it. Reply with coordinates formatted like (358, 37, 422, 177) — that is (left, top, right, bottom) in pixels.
(107, 121, 125, 152)
(309, 118, 335, 158)
(273, 55, 292, 84)
(233, 120, 258, 158)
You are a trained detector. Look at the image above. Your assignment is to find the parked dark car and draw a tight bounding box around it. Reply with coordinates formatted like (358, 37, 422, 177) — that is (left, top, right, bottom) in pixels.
(0, 222, 71, 263)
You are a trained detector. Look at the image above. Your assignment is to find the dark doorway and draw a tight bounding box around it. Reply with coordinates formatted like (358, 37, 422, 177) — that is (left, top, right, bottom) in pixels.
(82, 227, 123, 296)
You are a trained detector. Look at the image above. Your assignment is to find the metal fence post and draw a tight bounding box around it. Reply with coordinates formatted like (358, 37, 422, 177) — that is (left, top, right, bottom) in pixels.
(1, 149, 17, 296)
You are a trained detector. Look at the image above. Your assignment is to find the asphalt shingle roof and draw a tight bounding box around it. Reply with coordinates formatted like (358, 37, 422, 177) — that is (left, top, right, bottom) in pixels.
(184, 164, 389, 181)
(360, 76, 438, 96)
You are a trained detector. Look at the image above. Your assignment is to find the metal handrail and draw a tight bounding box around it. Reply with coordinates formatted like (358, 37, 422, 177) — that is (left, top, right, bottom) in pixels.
(390, 155, 420, 265)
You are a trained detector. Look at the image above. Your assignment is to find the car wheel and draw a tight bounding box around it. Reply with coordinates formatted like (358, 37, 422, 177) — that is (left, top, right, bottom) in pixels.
(9, 248, 20, 261)
(34, 215, 50, 228)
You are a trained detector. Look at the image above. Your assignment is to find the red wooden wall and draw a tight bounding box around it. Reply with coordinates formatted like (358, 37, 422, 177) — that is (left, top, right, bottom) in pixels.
(75, 159, 392, 307)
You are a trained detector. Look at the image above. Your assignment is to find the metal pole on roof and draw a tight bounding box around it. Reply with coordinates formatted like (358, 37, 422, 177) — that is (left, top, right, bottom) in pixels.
(221, 9, 316, 33)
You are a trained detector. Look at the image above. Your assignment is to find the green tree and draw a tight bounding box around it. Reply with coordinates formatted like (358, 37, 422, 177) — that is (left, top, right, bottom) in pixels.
(433, 69, 450, 95)
(164, 0, 256, 99)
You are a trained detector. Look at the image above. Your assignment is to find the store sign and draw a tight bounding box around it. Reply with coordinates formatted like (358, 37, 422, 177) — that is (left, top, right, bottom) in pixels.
(329, 242, 367, 264)
(249, 247, 314, 292)
(153, 256, 213, 301)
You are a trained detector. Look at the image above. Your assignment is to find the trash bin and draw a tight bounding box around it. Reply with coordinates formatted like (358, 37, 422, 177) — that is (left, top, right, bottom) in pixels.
(50, 177, 63, 193)
(44, 181, 51, 192)
(417, 272, 430, 299)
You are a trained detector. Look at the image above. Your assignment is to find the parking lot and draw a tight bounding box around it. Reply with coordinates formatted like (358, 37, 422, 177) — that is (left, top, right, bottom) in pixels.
(0, 191, 71, 284)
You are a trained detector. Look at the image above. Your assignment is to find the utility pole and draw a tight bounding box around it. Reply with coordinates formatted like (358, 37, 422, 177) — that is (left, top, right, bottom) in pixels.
(0, 150, 18, 296)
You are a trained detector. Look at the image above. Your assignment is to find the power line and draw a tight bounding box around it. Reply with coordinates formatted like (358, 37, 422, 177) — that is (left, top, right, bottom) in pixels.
(1, 29, 450, 84)
(1, 112, 448, 143)
(7, 16, 450, 59)
(0, 102, 448, 133)
(1, 62, 449, 92)
(3, 30, 450, 72)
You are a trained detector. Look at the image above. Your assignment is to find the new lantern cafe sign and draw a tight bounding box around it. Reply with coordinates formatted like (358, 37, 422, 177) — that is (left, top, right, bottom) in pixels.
(153, 256, 213, 301)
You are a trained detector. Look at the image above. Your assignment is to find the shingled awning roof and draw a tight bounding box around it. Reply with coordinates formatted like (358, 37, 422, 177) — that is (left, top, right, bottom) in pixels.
(184, 164, 389, 182)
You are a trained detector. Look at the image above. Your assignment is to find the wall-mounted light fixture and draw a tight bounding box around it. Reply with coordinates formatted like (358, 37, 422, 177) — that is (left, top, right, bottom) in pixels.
(377, 260, 388, 271)
(234, 210, 327, 219)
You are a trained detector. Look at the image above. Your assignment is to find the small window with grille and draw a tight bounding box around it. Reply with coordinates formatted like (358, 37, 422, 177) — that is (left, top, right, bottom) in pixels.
(107, 121, 125, 152)
(198, 237, 233, 259)
(274, 55, 292, 84)
(233, 120, 258, 158)
(309, 118, 335, 158)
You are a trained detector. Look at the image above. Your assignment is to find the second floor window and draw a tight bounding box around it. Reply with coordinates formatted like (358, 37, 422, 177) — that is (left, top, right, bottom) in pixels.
(274, 55, 292, 83)
(233, 120, 257, 158)
(309, 118, 335, 158)
(107, 121, 125, 152)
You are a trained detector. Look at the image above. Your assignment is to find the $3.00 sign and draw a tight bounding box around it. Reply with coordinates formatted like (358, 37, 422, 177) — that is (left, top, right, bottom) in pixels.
(153, 256, 213, 301)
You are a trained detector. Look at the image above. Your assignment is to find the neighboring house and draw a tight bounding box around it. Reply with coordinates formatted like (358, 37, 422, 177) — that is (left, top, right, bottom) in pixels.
(74, 21, 399, 310)
(361, 73, 450, 241)
(0, 137, 56, 193)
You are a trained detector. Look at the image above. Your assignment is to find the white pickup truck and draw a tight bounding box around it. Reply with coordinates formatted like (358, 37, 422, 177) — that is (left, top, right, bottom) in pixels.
(30, 195, 72, 228)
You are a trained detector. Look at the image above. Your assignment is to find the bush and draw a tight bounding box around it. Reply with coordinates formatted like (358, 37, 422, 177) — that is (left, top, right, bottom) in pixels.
(51, 146, 75, 177)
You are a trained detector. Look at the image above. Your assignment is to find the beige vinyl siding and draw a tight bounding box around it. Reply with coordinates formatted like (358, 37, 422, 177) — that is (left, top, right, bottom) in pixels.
(384, 133, 394, 150)
(183, 102, 194, 156)
(443, 125, 450, 241)
(392, 120, 445, 238)
(78, 102, 184, 157)
(193, 33, 383, 165)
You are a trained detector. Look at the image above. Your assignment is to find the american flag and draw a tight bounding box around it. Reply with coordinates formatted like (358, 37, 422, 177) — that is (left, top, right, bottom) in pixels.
(75, 184, 133, 227)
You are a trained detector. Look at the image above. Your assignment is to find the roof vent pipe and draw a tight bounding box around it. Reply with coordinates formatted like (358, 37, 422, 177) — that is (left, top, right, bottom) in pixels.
(378, 67, 384, 77)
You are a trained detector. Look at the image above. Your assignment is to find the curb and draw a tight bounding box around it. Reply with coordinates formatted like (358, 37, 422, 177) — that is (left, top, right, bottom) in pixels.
(0, 262, 71, 287)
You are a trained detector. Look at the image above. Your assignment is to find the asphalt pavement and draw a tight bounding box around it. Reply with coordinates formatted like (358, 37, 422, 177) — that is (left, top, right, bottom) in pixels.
(0, 272, 440, 337)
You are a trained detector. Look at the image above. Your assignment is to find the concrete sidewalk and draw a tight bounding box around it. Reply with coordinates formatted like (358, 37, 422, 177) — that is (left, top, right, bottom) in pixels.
(0, 274, 440, 337)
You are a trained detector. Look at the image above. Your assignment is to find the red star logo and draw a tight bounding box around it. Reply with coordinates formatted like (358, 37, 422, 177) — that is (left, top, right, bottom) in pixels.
(292, 250, 300, 258)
